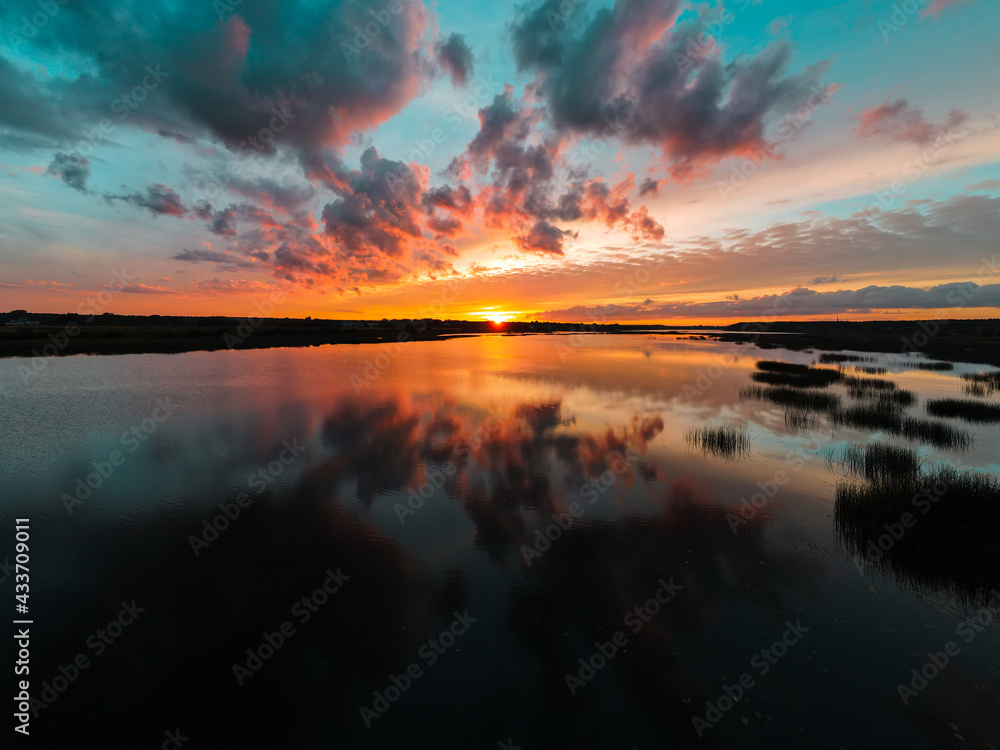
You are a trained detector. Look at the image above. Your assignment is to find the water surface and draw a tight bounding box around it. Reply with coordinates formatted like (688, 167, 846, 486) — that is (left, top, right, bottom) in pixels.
(3, 334, 999, 749)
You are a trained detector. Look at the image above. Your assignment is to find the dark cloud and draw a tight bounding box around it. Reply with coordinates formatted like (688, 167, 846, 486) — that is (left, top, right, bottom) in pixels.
(436, 33, 474, 86)
(1, 0, 434, 158)
(173, 248, 256, 269)
(46, 152, 90, 193)
(321, 147, 426, 260)
(224, 175, 316, 213)
(516, 220, 575, 255)
(510, 0, 834, 177)
(638, 178, 659, 197)
(114, 184, 188, 217)
(540, 282, 1000, 321)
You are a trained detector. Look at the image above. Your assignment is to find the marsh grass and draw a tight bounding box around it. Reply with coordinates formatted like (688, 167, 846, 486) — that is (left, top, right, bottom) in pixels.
(826, 407, 971, 450)
(740, 385, 842, 412)
(962, 371, 1000, 397)
(755, 360, 813, 374)
(819, 353, 877, 364)
(847, 389, 916, 407)
(841, 375, 897, 393)
(835, 466, 1000, 604)
(685, 426, 752, 460)
(743, 362, 971, 450)
(785, 410, 816, 431)
(750, 368, 842, 388)
(899, 360, 954, 371)
(899, 418, 972, 450)
(926, 398, 1000, 424)
(830, 442, 921, 484)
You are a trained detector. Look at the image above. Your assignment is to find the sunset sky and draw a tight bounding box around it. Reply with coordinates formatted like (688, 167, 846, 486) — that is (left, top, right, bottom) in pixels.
(1, 0, 998, 323)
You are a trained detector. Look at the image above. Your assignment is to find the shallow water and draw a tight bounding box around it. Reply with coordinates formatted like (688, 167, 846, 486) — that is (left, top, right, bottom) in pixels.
(2, 333, 999, 749)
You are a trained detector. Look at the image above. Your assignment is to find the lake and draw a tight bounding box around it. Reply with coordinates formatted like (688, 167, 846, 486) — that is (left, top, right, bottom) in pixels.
(3, 333, 999, 749)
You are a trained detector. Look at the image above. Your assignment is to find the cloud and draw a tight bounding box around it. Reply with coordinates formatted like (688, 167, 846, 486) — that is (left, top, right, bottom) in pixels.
(539, 282, 1000, 321)
(516, 220, 575, 255)
(1, 0, 434, 159)
(436, 33, 475, 86)
(967, 179, 1000, 192)
(853, 97, 966, 144)
(638, 178, 660, 197)
(510, 0, 835, 178)
(447, 89, 664, 248)
(173, 248, 256, 269)
(113, 184, 188, 217)
(46, 152, 90, 193)
(117, 283, 172, 294)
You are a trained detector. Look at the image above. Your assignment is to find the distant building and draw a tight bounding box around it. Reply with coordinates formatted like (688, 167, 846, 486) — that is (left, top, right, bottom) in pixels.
(5, 317, 39, 326)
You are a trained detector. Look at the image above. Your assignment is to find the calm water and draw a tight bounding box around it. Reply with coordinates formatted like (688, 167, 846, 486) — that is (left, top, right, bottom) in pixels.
(2, 334, 999, 749)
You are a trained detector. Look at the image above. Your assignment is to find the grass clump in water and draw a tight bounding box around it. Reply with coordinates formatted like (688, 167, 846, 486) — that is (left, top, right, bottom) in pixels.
(785, 410, 816, 431)
(751, 367, 842, 388)
(926, 398, 1000, 424)
(899, 418, 972, 451)
(827, 407, 971, 451)
(961, 371, 1000, 397)
(848, 389, 916, 408)
(831, 442, 921, 484)
(841, 375, 897, 393)
(819, 353, 877, 364)
(741, 386, 842, 412)
(835, 466, 1000, 605)
(900, 360, 954, 371)
(755, 360, 812, 374)
(685, 426, 752, 460)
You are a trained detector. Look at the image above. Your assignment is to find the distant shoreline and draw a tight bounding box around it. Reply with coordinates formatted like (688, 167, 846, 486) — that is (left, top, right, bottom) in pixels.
(2, 318, 998, 368)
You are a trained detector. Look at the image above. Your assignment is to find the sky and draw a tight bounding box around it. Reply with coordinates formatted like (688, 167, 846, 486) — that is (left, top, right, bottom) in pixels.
(1, 0, 999, 324)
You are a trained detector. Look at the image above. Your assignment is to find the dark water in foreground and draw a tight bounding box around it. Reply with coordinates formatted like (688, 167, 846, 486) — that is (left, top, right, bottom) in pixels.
(2, 334, 999, 749)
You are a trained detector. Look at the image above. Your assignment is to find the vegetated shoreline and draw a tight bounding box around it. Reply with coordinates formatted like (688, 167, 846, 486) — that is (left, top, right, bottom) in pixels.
(0, 314, 998, 365)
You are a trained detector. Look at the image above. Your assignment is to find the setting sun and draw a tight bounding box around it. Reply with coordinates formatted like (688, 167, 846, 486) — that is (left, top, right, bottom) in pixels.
(477, 309, 516, 325)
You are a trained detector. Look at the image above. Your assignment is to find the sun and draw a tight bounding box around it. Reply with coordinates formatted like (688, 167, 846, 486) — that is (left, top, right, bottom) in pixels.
(477, 308, 514, 325)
